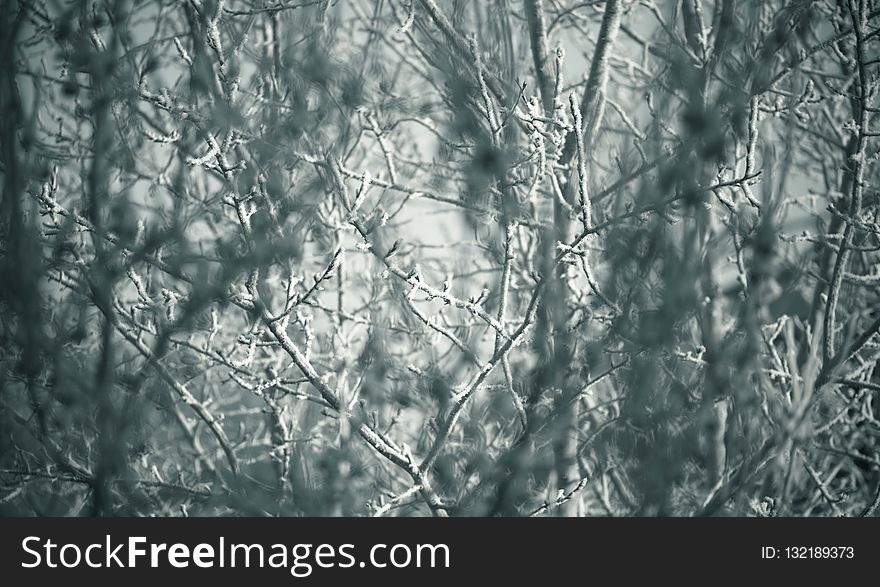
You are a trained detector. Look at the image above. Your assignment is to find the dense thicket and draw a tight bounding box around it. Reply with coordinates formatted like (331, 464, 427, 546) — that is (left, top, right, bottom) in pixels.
(1, 0, 878, 517)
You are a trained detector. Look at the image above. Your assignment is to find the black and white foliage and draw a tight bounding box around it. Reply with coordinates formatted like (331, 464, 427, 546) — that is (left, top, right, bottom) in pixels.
(1, 0, 879, 517)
